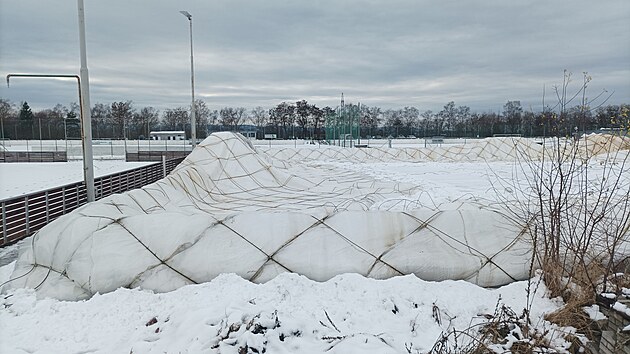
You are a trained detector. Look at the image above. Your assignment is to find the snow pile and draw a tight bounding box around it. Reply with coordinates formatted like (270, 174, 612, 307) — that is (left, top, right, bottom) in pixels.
(0, 272, 569, 354)
(3, 132, 534, 300)
(263, 134, 630, 164)
(263, 137, 547, 163)
(580, 133, 630, 156)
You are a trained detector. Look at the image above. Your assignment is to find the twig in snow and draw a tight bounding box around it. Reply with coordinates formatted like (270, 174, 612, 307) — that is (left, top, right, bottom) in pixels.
(324, 310, 340, 333)
(432, 302, 441, 325)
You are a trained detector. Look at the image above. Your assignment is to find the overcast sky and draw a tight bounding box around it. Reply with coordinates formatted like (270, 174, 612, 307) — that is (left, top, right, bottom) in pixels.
(1, 0, 628, 113)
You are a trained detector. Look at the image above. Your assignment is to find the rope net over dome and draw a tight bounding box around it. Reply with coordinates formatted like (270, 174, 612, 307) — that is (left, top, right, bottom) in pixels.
(6, 132, 626, 300)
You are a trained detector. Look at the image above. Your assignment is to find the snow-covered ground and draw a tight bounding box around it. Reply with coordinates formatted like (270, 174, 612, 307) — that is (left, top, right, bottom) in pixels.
(1, 137, 463, 158)
(0, 160, 152, 200)
(1, 139, 194, 159)
(0, 265, 571, 354)
(0, 138, 452, 200)
(1, 134, 627, 353)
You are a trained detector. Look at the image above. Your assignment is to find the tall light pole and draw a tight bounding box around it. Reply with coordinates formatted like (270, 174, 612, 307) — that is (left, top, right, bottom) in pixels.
(77, 0, 95, 202)
(180, 10, 197, 146)
(1, 109, 5, 144)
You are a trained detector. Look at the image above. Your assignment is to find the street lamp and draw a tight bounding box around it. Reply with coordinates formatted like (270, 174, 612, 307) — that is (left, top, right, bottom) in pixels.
(180, 10, 197, 146)
(77, 0, 95, 202)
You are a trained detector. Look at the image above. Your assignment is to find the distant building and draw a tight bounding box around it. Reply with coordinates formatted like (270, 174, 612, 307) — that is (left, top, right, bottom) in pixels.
(149, 131, 185, 141)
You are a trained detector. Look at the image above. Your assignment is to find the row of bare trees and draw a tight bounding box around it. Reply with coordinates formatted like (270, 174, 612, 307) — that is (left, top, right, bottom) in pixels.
(256, 99, 628, 139)
(349, 100, 627, 139)
(0, 96, 627, 141)
(0, 99, 215, 140)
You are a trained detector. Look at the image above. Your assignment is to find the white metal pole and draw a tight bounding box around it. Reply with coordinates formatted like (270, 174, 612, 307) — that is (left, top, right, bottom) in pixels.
(77, 0, 95, 202)
(38, 115, 42, 152)
(189, 17, 196, 146)
(181, 11, 197, 147)
(64, 116, 68, 151)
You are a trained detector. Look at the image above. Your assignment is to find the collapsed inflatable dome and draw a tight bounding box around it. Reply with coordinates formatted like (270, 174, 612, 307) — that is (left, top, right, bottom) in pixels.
(3, 133, 546, 300)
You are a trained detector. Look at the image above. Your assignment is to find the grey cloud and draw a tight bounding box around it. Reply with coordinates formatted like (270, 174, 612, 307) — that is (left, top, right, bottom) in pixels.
(1, 0, 628, 113)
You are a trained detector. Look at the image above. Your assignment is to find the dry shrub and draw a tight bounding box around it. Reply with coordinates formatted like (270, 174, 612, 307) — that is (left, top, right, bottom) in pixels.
(540, 260, 566, 300)
(488, 72, 628, 353)
(428, 301, 586, 354)
(541, 258, 607, 303)
(544, 300, 593, 339)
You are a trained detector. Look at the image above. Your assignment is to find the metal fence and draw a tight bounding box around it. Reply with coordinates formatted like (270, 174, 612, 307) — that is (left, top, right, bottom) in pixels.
(126, 151, 190, 162)
(0, 151, 68, 163)
(0, 157, 185, 247)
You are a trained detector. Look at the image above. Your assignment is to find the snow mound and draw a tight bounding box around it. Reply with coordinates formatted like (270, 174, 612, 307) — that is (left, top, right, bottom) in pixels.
(4, 132, 534, 300)
(580, 133, 630, 155)
(0, 273, 568, 354)
(263, 134, 630, 164)
(264, 137, 546, 163)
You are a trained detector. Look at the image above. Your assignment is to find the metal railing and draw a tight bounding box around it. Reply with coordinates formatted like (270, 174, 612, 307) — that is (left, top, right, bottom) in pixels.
(0, 151, 68, 163)
(0, 157, 185, 247)
(126, 151, 190, 162)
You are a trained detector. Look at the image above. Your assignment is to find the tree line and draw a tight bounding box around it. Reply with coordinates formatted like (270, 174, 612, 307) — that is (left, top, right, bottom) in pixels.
(0, 97, 627, 141)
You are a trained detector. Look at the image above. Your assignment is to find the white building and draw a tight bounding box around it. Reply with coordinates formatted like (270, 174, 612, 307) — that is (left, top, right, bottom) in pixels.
(149, 131, 185, 141)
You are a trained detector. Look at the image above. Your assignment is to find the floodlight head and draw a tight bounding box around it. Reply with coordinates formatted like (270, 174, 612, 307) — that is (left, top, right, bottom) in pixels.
(180, 11, 192, 20)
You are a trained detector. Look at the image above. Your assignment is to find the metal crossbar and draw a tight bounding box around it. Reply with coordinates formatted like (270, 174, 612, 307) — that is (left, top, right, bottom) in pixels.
(0, 157, 186, 247)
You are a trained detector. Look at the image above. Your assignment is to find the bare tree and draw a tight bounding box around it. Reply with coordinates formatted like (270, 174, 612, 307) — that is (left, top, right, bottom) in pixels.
(209, 110, 219, 126)
(0, 98, 16, 140)
(310, 104, 324, 140)
(162, 107, 188, 131)
(219, 107, 235, 128)
(295, 100, 311, 138)
(420, 110, 433, 137)
(193, 99, 210, 138)
(65, 102, 81, 139)
(506, 71, 628, 303)
(360, 106, 381, 138)
(233, 107, 247, 131)
(384, 109, 403, 137)
(110, 101, 134, 138)
(269, 102, 295, 139)
(402, 106, 419, 136)
(91, 103, 110, 139)
(439, 101, 456, 136)
(502, 100, 523, 134)
(251, 106, 268, 138)
(50, 104, 68, 140)
(133, 106, 160, 139)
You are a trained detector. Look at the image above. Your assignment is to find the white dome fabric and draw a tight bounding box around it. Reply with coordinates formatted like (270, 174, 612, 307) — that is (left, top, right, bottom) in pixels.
(261, 134, 629, 163)
(12, 132, 613, 301)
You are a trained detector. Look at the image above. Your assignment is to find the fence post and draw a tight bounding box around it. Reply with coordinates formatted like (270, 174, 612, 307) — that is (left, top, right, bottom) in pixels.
(2, 202, 6, 245)
(25, 195, 30, 235)
(45, 190, 50, 223)
(162, 155, 167, 178)
(95, 178, 100, 200)
(62, 186, 66, 214)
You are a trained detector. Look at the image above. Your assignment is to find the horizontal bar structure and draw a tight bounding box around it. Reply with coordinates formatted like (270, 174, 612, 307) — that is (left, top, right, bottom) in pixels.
(0, 156, 186, 247)
(126, 151, 191, 162)
(0, 151, 68, 163)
